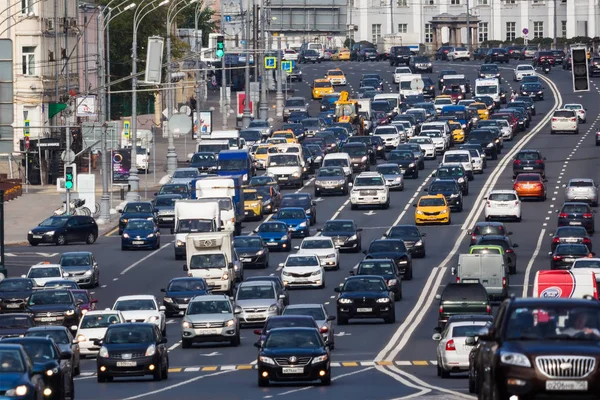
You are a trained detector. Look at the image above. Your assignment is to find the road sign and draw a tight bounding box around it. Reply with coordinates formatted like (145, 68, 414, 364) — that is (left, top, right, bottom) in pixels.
(281, 60, 292, 72)
(225, 15, 232, 22)
(410, 78, 425, 91)
(265, 57, 276, 69)
(168, 113, 192, 138)
(24, 119, 30, 137)
(522, 28, 529, 35)
(61, 150, 75, 164)
(123, 120, 130, 138)
(179, 105, 192, 116)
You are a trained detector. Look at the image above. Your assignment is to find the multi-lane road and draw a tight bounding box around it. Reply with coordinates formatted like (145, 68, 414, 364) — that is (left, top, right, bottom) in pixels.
(7, 58, 600, 400)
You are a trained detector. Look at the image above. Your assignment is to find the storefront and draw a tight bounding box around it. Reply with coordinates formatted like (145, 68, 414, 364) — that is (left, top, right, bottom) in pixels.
(18, 138, 62, 185)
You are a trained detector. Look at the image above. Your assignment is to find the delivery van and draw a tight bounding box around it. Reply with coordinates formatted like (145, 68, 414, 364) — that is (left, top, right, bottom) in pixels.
(533, 270, 598, 299)
(452, 253, 508, 300)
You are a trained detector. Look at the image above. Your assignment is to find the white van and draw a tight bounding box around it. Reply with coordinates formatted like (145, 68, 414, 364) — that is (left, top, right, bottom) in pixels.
(533, 270, 598, 299)
(307, 43, 325, 59)
(374, 93, 402, 113)
(398, 74, 422, 97)
(322, 153, 353, 179)
(442, 150, 474, 180)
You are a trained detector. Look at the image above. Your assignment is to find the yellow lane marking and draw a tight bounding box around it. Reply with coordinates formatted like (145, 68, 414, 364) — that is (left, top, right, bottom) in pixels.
(341, 362, 359, 367)
(412, 361, 429, 366)
(237, 365, 253, 370)
(201, 366, 218, 371)
(105, 226, 119, 236)
(168, 368, 182, 372)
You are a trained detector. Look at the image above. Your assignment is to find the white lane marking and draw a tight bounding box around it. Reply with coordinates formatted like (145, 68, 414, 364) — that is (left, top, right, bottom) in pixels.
(384, 365, 474, 399)
(168, 341, 181, 352)
(383, 176, 432, 237)
(185, 367, 200, 372)
(250, 359, 257, 365)
(274, 367, 374, 396)
(374, 366, 432, 398)
(121, 242, 173, 275)
(522, 227, 546, 296)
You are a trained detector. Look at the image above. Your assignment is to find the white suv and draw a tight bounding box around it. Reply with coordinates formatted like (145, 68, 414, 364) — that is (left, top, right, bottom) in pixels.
(294, 236, 340, 270)
(393, 66, 412, 83)
(563, 103, 587, 123)
(513, 64, 536, 81)
(181, 294, 241, 347)
(374, 125, 402, 149)
(484, 190, 521, 222)
(350, 172, 390, 210)
(551, 109, 579, 135)
(279, 254, 324, 288)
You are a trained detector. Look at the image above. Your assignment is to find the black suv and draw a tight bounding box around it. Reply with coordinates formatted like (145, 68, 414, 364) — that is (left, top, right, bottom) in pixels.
(389, 46, 411, 66)
(26, 289, 82, 333)
(435, 46, 453, 60)
(425, 179, 464, 212)
(299, 49, 320, 63)
(484, 48, 509, 63)
(512, 149, 546, 178)
(28, 215, 98, 246)
(435, 283, 490, 328)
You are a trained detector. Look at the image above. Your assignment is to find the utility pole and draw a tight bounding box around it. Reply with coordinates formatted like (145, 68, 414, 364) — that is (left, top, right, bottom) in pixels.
(166, 15, 177, 176)
(83, 13, 89, 95)
(389, 0, 393, 34)
(127, 14, 141, 201)
(259, 0, 268, 120)
(222, 56, 228, 129)
(194, 5, 202, 136)
(64, 0, 72, 213)
(242, 0, 252, 128)
(275, 35, 283, 117)
(97, 9, 110, 223)
(466, 0, 471, 51)
(106, 10, 112, 121)
(552, 0, 557, 49)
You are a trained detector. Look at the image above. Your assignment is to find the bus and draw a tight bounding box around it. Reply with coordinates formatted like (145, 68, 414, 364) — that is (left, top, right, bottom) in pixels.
(474, 78, 500, 104)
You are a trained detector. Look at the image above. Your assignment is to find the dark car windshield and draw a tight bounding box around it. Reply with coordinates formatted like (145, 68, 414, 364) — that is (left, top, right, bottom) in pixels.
(556, 227, 587, 237)
(480, 65, 499, 73)
(72, 292, 90, 304)
(159, 185, 188, 195)
(286, 256, 319, 267)
(343, 277, 387, 292)
(240, 130, 262, 142)
(187, 300, 232, 315)
(124, 203, 153, 213)
(418, 197, 446, 206)
(389, 151, 414, 161)
(168, 279, 206, 292)
(113, 299, 156, 311)
(562, 204, 591, 213)
(80, 313, 121, 329)
(19, 341, 57, 362)
(281, 196, 309, 208)
(237, 285, 275, 300)
(258, 223, 287, 233)
(234, 237, 263, 249)
(265, 318, 315, 330)
(358, 261, 395, 275)
(191, 153, 216, 164)
(473, 224, 505, 236)
(369, 241, 406, 253)
(389, 226, 420, 238)
(264, 329, 322, 349)
(377, 165, 401, 175)
(0, 349, 25, 372)
(154, 196, 179, 207)
(442, 284, 487, 300)
(278, 209, 305, 219)
(172, 170, 198, 179)
(0, 315, 33, 328)
(28, 291, 72, 306)
(39, 217, 68, 228)
(317, 168, 344, 178)
(0, 279, 33, 292)
(126, 220, 154, 230)
(105, 325, 155, 344)
(430, 182, 458, 191)
(322, 221, 354, 232)
(27, 329, 69, 344)
(189, 254, 227, 269)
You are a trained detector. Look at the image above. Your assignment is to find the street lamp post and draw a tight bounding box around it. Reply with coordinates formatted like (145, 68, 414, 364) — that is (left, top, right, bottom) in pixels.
(258, 0, 268, 120)
(126, 0, 169, 202)
(241, 0, 252, 128)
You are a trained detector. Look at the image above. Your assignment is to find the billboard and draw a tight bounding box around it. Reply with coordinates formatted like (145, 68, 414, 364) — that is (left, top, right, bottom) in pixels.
(237, 92, 253, 118)
(193, 111, 213, 139)
(112, 149, 131, 182)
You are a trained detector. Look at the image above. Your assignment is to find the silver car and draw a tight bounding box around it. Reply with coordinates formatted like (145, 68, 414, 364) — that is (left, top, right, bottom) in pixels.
(282, 303, 336, 349)
(181, 294, 241, 347)
(234, 281, 285, 326)
(247, 120, 273, 138)
(283, 97, 308, 120)
(376, 163, 405, 191)
(565, 178, 599, 206)
(170, 167, 199, 185)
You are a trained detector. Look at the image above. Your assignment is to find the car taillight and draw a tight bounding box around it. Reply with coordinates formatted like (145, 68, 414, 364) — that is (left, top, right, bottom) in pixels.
(320, 326, 329, 333)
(584, 237, 592, 244)
(456, 276, 460, 283)
(553, 255, 563, 261)
(513, 160, 521, 165)
(535, 160, 544, 164)
(502, 277, 507, 288)
(506, 249, 514, 253)
(553, 237, 560, 243)
(439, 305, 444, 313)
(583, 213, 593, 218)
(487, 201, 491, 207)
(571, 118, 577, 122)
(445, 339, 456, 351)
(471, 234, 477, 241)
(515, 201, 520, 206)
(486, 305, 491, 314)
(559, 213, 568, 218)
(552, 118, 558, 121)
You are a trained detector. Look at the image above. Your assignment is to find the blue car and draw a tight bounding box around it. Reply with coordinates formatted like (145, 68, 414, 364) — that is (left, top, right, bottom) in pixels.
(121, 219, 161, 251)
(118, 201, 156, 235)
(160, 277, 211, 317)
(0, 344, 45, 399)
(272, 207, 310, 238)
(254, 221, 292, 252)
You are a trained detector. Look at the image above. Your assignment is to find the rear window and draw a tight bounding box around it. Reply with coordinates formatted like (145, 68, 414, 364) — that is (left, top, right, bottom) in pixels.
(471, 247, 502, 254)
(473, 224, 505, 235)
(562, 204, 591, 213)
(556, 227, 587, 236)
(488, 193, 517, 201)
(477, 240, 509, 250)
(516, 152, 540, 161)
(554, 110, 575, 118)
(516, 174, 541, 182)
(442, 284, 488, 301)
(569, 180, 594, 187)
(452, 324, 487, 337)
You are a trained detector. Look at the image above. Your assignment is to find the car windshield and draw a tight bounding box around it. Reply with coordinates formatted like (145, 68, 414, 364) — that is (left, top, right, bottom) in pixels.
(189, 254, 227, 269)
(322, 221, 354, 232)
(344, 146, 366, 156)
(249, 121, 268, 128)
(369, 241, 406, 253)
(154, 197, 179, 207)
(0, 349, 25, 372)
(286, 256, 319, 267)
(301, 239, 333, 249)
(72, 292, 89, 304)
(268, 154, 299, 167)
(176, 219, 215, 233)
(452, 323, 488, 337)
(81, 314, 121, 329)
(240, 130, 262, 141)
(328, 70, 343, 76)
(198, 197, 232, 211)
(281, 196, 309, 208)
(421, 131, 441, 138)
(354, 177, 384, 186)
(44, 280, 77, 289)
(19, 342, 56, 362)
(477, 85, 498, 94)
(258, 223, 287, 233)
(187, 300, 232, 315)
(522, 83, 539, 90)
(218, 158, 248, 171)
(266, 318, 315, 330)
(505, 306, 600, 340)
(489, 193, 517, 201)
(556, 244, 589, 255)
(28, 291, 71, 306)
(565, 104, 583, 110)
(173, 170, 198, 178)
(516, 65, 534, 71)
(27, 330, 69, 344)
(245, 191, 260, 201)
(0, 279, 33, 292)
(516, 174, 541, 182)
(264, 329, 322, 349)
(234, 237, 263, 248)
(278, 209, 305, 219)
(191, 153, 216, 164)
(410, 138, 432, 145)
(285, 99, 305, 107)
(0, 315, 32, 328)
(480, 65, 498, 72)
(28, 267, 61, 278)
(430, 182, 457, 191)
(322, 159, 348, 168)
(314, 81, 332, 88)
(572, 259, 600, 269)
(358, 261, 395, 275)
(283, 307, 326, 320)
(473, 224, 505, 235)
(445, 153, 469, 163)
(375, 127, 397, 135)
(160, 185, 187, 195)
(389, 151, 414, 161)
(343, 277, 386, 291)
(39, 216, 68, 227)
(562, 204, 590, 213)
(124, 203, 153, 213)
(317, 168, 344, 178)
(126, 220, 154, 230)
(377, 165, 401, 175)
(419, 197, 446, 206)
(105, 326, 155, 344)
(236, 285, 275, 300)
(113, 299, 156, 311)
(437, 168, 464, 177)
(556, 227, 586, 237)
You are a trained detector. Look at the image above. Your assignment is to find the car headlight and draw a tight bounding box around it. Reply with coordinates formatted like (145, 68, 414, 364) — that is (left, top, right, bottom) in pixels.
(222, 273, 229, 280)
(338, 179, 346, 185)
(182, 321, 191, 329)
(256, 249, 264, 256)
(416, 210, 424, 215)
(348, 234, 357, 241)
(409, 163, 415, 168)
(326, 253, 336, 258)
(225, 319, 235, 327)
(311, 270, 321, 276)
(98, 346, 109, 358)
(65, 310, 75, 316)
(361, 156, 368, 162)
(415, 240, 423, 246)
(395, 176, 402, 182)
(298, 222, 307, 228)
(77, 334, 87, 342)
(450, 193, 459, 198)
(315, 180, 323, 186)
(45, 231, 55, 236)
(260, 356, 276, 365)
(147, 217, 153, 221)
(441, 209, 449, 214)
(163, 297, 173, 303)
(458, 177, 465, 183)
(388, 279, 397, 286)
(5, 385, 28, 396)
(282, 270, 290, 276)
(281, 235, 288, 241)
(268, 304, 278, 312)
(46, 367, 59, 376)
(292, 171, 301, 178)
(500, 351, 531, 368)
(312, 354, 329, 364)
(147, 233, 155, 238)
(28, 230, 33, 234)
(176, 240, 185, 246)
(376, 297, 390, 303)
(338, 298, 353, 304)
(123, 233, 130, 238)
(121, 218, 128, 224)
(487, 143, 494, 148)
(538, 91, 543, 94)
(84, 270, 92, 276)
(147, 316, 158, 322)
(145, 344, 156, 357)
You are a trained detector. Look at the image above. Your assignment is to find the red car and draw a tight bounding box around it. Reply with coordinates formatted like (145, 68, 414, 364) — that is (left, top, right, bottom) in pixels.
(70, 289, 98, 314)
(490, 113, 518, 132)
(533, 51, 556, 66)
(442, 86, 464, 103)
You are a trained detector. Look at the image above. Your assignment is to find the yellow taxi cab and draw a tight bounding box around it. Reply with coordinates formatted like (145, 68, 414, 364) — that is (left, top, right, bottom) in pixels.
(330, 50, 340, 61)
(272, 131, 298, 143)
(325, 68, 347, 86)
(338, 48, 351, 61)
(448, 120, 465, 143)
(312, 79, 334, 99)
(253, 144, 279, 169)
(266, 137, 287, 145)
(470, 102, 489, 120)
(243, 188, 263, 221)
(414, 194, 451, 225)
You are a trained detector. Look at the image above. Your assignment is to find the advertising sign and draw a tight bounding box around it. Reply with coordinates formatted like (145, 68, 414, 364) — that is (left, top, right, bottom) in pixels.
(193, 111, 213, 139)
(76, 96, 97, 118)
(112, 149, 131, 182)
(237, 93, 253, 117)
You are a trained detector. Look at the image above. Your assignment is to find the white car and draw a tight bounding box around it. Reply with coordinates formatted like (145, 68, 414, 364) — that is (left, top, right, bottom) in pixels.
(447, 47, 470, 61)
(75, 310, 126, 356)
(513, 64, 536, 81)
(462, 148, 484, 173)
(374, 125, 402, 149)
(420, 130, 446, 153)
(280, 254, 324, 288)
(393, 66, 413, 84)
(112, 295, 167, 335)
(391, 120, 414, 138)
(283, 49, 299, 61)
(350, 172, 390, 210)
(484, 190, 522, 222)
(551, 109, 579, 134)
(434, 319, 491, 377)
(570, 258, 600, 281)
(442, 150, 474, 180)
(295, 236, 340, 270)
(23, 263, 67, 287)
(564, 103, 587, 123)
(409, 137, 436, 159)
(434, 97, 453, 114)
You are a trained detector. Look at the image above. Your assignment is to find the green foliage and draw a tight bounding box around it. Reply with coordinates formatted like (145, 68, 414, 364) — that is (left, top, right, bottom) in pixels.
(343, 38, 355, 48)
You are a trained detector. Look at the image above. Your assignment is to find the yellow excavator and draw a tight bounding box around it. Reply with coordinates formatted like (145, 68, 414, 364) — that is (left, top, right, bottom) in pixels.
(334, 91, 359, 124)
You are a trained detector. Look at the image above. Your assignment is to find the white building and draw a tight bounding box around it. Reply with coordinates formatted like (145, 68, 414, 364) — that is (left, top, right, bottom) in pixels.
(350, 0, 598, 48)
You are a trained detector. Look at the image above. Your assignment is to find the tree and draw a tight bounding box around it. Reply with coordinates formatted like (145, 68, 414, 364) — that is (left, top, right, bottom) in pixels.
(344, 38, 355, 48)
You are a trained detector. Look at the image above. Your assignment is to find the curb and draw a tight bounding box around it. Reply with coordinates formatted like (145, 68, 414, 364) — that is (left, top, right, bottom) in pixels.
(5, 241, 30, 247)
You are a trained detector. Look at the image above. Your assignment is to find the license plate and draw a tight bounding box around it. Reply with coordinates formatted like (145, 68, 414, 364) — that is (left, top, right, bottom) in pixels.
(523, 167, 533, 170)
(198, 329, 218, 335)
(293, 280, 310, 283)
(116, 361, 137, 367)
(570, 222, 582, 225)
(244, 211, 249, 215)
(6, 304, 20, 308)
(357, 308, 372, 312)
(565, 238, 578, 243)
(132, 241, 144, 245)
(178, 304, 187, 309)
(546, 380, 588, 391)
(564, 258, 574, 262)
(400, 170, 406, 174)
(462, 279, 479, 283)
(279, 177, 288, 180)
(162, 217, 173, 221)
(267, 242, 278, 246)
(282, 367, 303, 374)
(32, 235, 42, 239)
(40, 317, 57, 322)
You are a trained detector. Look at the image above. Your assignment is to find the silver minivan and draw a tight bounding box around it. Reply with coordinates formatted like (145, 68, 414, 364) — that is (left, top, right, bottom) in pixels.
(452, 254, 508, 300)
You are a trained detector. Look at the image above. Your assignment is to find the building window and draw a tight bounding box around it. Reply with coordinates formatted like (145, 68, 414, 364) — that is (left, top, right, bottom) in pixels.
(478, 22, 488, 43)
(451, 0, 460, 4)
(426, 0, 434, 4)
(533, 21, 543, 38)
(505, 0, 515, 3)
(424, 23, 433, 43)
(21, 0, 33, 14)
(398, 23, 408, 33)
(477, 0, 488, 4)
(22, 46, 35, 75)
(561, 20, 567, 38)
(397, 0, 407, 5)
(532, 0, 544, 3)
(506, 21, 516, 41)
(372, 24, 381, 44)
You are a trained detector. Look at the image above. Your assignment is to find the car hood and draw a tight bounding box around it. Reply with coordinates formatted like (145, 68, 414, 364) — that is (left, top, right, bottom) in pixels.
(78, 327, 109, 341)
(121, 212, 154, 220)
(0, 289, 32, 299)
(165, 290, 210, 299)
(383, 174, 403, 181)
(261, 348, 325, 358)
(56, 343, 71, 353)
(321, 231, 355, 238)
(339, 290, 389, 299)
(389, 159, 414, 167)
(276, 218, 307, 226)
(504, 341, 600, 357)
(154, 205, 175, 213)
(236, 299, 277, 308)
(104, 343, 153, 353)
(428, 189, 458, 197)
(283, 266, 321, 274)
(119, 310, 160, 322)
(0, 373, 27, 391)
(28, 304, 75, 313)
(0, 327, 28, 338)
(235, 247, 265, 257)
(267, 166, 302, 175)
(185, 313, 233, 323)
(296, 249, 335, 257)
(62, 266, 92, 275)
(31, 226, 63, 234)
(258, 232, 288, 240)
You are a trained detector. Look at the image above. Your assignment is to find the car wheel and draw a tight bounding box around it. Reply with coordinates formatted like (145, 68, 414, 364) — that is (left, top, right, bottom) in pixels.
(231, 332, 241, 346)
(384, 312, 396, 323)
(337, 315, 347, 325)
(74, 363, 81, 376)
(321, 374, 332, 385)
(97, 374, 107, 383)
(182, 338, 192, 348)
(510, 265, 516, 275)
(56, 234, 67, 245)
(29, 241, 38, 246)
(469, 375, 476, 393)
(153, 362, 163, 381)
(85, 233, 96, 244)
(162, 361, 169, 379)
(440, 366, 450, 379)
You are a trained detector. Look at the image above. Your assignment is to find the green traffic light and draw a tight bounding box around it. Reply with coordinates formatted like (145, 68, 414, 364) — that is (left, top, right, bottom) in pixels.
(65, 181, 73, 189)
(216, 49, 224, 58)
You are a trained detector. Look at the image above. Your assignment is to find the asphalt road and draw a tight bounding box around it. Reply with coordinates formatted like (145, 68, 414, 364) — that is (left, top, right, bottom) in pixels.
(7, 58, 600, 400)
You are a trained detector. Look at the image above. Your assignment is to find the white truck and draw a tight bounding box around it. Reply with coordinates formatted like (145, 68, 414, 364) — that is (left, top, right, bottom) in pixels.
(377, 34, 403, 60)
(122, 129, 152, 172)
(357, 99, 371, 115)
(266, 153, 304, 188)
(183, 232, 241, 295)
(173, 200, 221, 260)
(191, 176, 244, 235)
(399, 74, 422, 98)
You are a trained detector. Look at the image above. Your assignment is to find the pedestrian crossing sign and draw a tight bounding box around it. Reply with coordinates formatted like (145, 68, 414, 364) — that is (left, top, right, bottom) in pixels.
(265, 57, 276, 69)
(281, 60, 292, 72)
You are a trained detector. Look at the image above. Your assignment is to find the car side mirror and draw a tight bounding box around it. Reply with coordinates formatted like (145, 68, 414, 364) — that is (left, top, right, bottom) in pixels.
(234, 306, 242, 314)
(334, 287, 341, 293)
(592, 252, 597, 256)
(432, 333, 442, 341)
(76, 299, 83, 305)
(543, 179, 548, 182)
(72, 339, 79, 344)
(478, 327, 494, 341)
(158, 337, 168, 344)
(356, 228, 363, 232)
(293, 246, 300, 250)
(508, 231, 513, 235)
(279, 294, 286, 300)
(435, 294, 441, 300)
(183, 264, 188, 271)
(451, 267, 456, 275)
(327, 315, 336, 321)
(91, 299, 98, 304)
(278, 262, 284, 268)
(21, 275, 26, 278)
(60, 351, 72, 360)
(154, 193, 158, 196)
(349, 270, 355, 276)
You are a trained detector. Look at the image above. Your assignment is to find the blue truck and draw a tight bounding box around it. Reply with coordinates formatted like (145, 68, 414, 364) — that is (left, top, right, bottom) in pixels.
(216, 150, 255, 184)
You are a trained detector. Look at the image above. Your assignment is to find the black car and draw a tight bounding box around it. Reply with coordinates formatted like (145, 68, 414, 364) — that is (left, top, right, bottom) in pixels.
(437, 69, 458, 90)
(512, 149, 545, 178)
(370, 135, 387, 159)
(152, 194, 183, 228)
(361, 78, 383, 91)
(26, 289, 82, 333)
(421, 76, 436, 98)
(155, 183, 190, 198)
(245, 275, 289, 306)
(0, 313, 34, 339)
(288, 111, 310, 123)
(0, 344, 46, 398)
(504, 46, 522, 59)
(59, 251, 100, 288)
(189, 152, 217, 173)
(363, 239, 413, 280)
(557, 202, 596, 234)
(314, 166, 348, 196)
(281, 193, 316, 225)
(282, 123, 305, 138)
(233, 236, 269, 269)
(0, 278, 34, 312)
(425, 179, 464, 212)
(351, 259, 403, 301)
(299, 49, 320, 63)
(160, 277, 211, 317)
(513, 95, 536, 115)
(359, 48, 379, 62)
(551, 226, 592, 252)
(409, 55, 432, 72)
(25, 326, 80, 376)
(475, 235, 519, 275)
(346, 136, 377, 164)
(287, 65, 303, 82)
(388, 150, 418, 179)
(468, 130, 498, 160)
(589, 57, 600, 76)
(435, 283, 491, 328)
(335, 276, 395, 324)
(28, 215, 98, 246)
(118, 201, 156, 235)
(435, 46, 453, 61)
(484, 48, 509, 63)
(472, 48, 488, 60)
(478, 64, 501, 82)
(253, 315, 319, 347)
(255, 327, 331, 386)
(467, 222, 512, 245)
(317, 219, 362, 252)
(389, 46, 411, 66)
(550, 49, 566, 64)
(519, 82, 544, 100)
(433, 164, 469, 194)
(385, 224, 426, 258)
(550, 243, 593, 270)
(3, 337, 74, 400)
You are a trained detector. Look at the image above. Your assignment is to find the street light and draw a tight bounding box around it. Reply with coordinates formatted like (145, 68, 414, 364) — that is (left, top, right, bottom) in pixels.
(126, 0, 169, 202)
(165, 0, 198, 176)
(193, 0, 212, 132)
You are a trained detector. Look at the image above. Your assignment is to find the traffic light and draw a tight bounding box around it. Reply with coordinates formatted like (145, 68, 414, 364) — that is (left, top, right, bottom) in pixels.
(571, 47, 590, 92)
(65, 166, 74, 190)
(216, 35, 225, 58)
